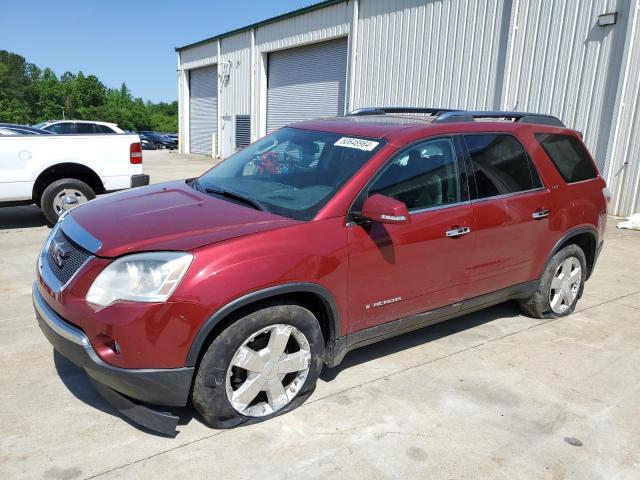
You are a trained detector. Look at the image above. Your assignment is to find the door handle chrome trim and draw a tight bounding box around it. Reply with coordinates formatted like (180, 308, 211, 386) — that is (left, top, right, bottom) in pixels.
(445, 226, 471, 237)
(532, 209, 550, 219)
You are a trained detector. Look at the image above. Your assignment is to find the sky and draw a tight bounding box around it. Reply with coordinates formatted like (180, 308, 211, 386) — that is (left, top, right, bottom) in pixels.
(0, 0, 319, 103)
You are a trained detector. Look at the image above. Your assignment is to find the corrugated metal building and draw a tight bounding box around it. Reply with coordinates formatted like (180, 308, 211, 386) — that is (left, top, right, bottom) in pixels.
(176, 0, 640, 216)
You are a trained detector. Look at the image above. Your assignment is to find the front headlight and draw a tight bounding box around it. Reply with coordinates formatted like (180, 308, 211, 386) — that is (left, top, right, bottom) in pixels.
(86, 252, 193, 307)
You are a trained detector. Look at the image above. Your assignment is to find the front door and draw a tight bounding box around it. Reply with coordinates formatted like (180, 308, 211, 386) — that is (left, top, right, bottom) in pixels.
(347, 136, 474, 333)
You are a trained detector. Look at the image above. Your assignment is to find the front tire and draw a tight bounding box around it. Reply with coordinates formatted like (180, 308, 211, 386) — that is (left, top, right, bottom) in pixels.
(519, 244, 587, 319)
(40, 178, 95, 225)
(192, 303, 324, 428)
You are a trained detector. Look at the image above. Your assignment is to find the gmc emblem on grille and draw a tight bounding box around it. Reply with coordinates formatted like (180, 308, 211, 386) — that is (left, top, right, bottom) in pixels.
(50, 240, 70, 268)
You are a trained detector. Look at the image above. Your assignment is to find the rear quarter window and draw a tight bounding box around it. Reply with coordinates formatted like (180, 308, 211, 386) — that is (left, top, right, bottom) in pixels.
(535, 134, 598, 183)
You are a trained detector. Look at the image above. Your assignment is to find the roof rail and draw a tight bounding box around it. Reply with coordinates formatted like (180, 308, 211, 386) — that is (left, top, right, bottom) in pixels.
(347, 107, 565, 127)
(434, 110, 565, 127)
(348, 107, 459, 116)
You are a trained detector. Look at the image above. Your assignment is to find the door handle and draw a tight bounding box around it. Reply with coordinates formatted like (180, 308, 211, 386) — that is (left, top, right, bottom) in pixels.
(445, 226, 471, 237)
(532, 209, 550, 219)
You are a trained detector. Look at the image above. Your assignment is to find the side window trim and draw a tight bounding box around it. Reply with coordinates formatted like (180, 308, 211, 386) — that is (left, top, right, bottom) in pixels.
(461, 132, 546, 202)
(348, 135, 471, 220)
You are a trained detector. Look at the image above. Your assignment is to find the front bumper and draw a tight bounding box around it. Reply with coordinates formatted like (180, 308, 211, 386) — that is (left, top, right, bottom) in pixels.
(33, 284, 193, 434)
(131, 174, 150, 188)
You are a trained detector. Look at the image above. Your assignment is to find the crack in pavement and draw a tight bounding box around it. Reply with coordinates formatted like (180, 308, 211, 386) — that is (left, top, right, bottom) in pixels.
(84, 289, 640, 479)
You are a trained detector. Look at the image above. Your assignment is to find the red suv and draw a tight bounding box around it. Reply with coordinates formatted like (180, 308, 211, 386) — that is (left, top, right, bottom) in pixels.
(34, 108, 608, 434)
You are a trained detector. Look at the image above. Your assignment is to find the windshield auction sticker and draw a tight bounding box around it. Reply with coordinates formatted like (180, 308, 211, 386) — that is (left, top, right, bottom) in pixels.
(334, 137, 380, 151)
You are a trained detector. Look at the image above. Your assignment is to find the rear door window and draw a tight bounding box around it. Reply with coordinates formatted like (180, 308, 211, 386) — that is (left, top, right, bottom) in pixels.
(535, 133, 598, 183)
(75, 123, 95, 134)
(463, 134, 540, 199)
(95, 124, 116, 133)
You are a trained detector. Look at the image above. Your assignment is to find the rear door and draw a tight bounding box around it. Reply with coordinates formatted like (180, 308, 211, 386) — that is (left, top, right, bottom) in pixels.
(347, 136, 475, 333)
(462, 133, 553, 298)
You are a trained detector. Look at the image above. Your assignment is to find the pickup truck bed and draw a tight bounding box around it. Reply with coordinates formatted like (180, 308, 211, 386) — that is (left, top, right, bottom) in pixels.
(0, 133, 149, 223)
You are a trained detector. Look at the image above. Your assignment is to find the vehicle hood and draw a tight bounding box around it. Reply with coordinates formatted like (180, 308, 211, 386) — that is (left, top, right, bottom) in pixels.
(66, 180, 298, 257)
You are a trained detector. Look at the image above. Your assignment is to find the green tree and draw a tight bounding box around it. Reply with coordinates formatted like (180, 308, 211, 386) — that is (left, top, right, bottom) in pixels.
(0, 50, 178, 131)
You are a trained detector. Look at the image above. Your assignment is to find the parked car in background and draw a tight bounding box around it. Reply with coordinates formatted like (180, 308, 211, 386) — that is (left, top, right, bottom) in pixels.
(0, 123, 54, 135)
(140, 131, 177, 149)
(140, 137, 158, 150)
(138, 133, 163, 150)
(0, 132, 148, 223)
(32, 108, 607, 434)
(34, 120, 124, 134)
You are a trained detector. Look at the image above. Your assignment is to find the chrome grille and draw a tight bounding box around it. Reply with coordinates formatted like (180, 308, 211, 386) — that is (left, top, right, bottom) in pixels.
(46, 228, 92, 285)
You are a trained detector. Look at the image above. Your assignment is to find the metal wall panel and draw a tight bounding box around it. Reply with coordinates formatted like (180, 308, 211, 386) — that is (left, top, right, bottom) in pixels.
(181, 42, 218, 70)
(606, 0, 640, 215)
(255, 1, 351, 53)
(220, 31, 252, 117)
(266, 38, 349, 132)
(178, 0, 639, 213)
(189, 66, 218, 155)
(352, 0, 511, 110)
(502, 0, 629, 173)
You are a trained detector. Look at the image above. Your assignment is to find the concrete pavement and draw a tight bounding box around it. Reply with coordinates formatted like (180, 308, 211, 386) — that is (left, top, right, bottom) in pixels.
(1, 151, 638, 479)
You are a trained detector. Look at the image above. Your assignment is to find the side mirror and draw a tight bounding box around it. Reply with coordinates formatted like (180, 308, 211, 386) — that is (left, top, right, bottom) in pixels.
(360, 194, 410, 225)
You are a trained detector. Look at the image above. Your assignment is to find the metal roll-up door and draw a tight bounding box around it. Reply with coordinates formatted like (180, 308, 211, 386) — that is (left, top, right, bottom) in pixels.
(189, 65, 217, 155)
(267, 38, 348, 133)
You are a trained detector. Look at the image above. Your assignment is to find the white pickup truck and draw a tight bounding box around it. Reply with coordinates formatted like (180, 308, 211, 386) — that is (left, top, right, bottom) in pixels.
(0, 133, 149, 224)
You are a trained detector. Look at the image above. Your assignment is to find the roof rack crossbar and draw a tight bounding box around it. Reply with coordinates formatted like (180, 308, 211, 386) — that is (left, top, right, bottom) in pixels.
(434, 110, 565, 127)
(347, 107, 459, 117)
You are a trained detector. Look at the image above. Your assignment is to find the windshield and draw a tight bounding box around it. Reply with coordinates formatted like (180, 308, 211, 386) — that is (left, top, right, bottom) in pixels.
(194, 127, 385, 220)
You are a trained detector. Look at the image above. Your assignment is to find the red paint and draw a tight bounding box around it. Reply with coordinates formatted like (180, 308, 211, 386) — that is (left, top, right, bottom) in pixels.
(38, 118, 607, 369)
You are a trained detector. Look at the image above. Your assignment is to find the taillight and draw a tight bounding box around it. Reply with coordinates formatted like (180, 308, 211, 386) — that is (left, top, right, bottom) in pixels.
(130, 142, 143, 164)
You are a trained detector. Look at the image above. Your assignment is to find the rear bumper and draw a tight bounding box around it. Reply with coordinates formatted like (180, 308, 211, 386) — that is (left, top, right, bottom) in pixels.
(130, 174, 150, 188)
(33, 284, 193, 433)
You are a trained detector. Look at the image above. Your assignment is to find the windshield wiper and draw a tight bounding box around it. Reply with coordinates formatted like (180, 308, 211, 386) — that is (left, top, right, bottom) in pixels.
(204, 186, 266, 211)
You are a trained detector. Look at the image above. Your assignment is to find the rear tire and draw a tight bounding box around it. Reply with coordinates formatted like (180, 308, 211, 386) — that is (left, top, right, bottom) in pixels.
(40, 178, 95, 225)
(519, 244, 587, 319)
(192, 303, 324, 429)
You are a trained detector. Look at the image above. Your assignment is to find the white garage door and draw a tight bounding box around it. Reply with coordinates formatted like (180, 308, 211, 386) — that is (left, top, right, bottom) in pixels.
(189, 65, 217, 155)
(267, 38, 348, 133)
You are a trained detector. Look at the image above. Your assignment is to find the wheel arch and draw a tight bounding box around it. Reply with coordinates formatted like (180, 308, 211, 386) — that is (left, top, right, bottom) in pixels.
(547, 227, 598, 279)
(185, 283, 341, 367)
(32, 163, 105, 202)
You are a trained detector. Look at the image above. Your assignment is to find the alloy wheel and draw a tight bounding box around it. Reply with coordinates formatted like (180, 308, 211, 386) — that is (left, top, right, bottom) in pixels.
(225, 324, 311, 417)
(549, 256, 582, 314)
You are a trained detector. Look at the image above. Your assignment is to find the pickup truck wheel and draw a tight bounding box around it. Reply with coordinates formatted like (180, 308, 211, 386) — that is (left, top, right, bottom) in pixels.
(41, 178, 95, 225)
(519, 244, 587, 319)
(192, 303, 324, 428)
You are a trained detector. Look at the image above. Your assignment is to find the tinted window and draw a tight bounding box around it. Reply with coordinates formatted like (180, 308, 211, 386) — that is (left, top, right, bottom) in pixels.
(536, 134, 598, 183)
(47, 122, 74, 134)
(370, 138, 461, 211)
(75, 123, 95, 134)
(196, 127, 384, 221)
(464, 134, 538, 199)
(95, 124, 116, 134)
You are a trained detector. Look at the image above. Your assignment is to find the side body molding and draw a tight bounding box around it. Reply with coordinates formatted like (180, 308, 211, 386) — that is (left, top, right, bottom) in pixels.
(185, 282, 341, 367)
